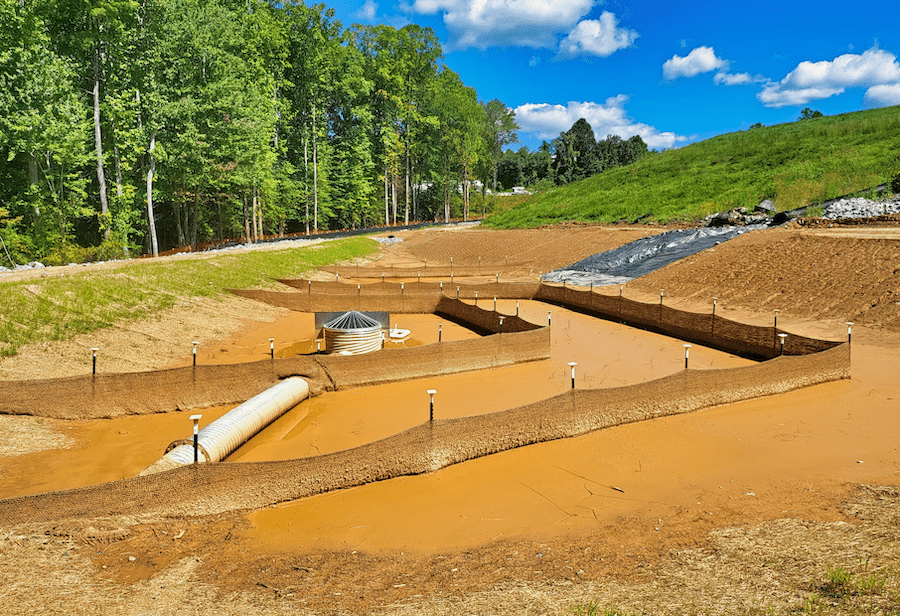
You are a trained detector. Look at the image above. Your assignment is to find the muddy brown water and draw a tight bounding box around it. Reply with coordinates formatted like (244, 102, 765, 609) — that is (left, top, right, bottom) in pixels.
(1, 300, 749, 500)
(229, 300, 753, 464)
(243, 342, 900, 555)
(6, 299, 895, 561)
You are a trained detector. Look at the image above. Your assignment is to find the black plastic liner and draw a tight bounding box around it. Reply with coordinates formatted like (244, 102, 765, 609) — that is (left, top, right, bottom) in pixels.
(543, 225, 765, 286)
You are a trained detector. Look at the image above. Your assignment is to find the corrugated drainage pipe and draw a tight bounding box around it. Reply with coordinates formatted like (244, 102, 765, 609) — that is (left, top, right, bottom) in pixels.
(141, 376, 309, 475)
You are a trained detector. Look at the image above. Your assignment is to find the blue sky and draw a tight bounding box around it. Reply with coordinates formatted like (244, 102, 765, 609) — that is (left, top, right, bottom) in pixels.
(327, 0, 900, 150)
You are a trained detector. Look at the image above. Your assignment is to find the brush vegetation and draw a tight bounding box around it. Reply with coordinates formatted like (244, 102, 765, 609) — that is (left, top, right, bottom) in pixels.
(0, 237, 377, 357)
(485, 106, 900, 228)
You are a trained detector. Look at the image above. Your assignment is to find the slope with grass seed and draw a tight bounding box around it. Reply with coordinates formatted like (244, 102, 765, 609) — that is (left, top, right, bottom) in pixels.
(485, 106, 900, 228)
(0, 237, 378, 359)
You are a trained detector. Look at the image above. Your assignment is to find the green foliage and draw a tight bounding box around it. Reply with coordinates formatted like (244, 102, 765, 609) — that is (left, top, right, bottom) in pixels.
(570, 601, 637, 616)
(481, 98, 519, 192)
(890, 169, 900, 195)
(494, 122, 648, 192)
(854, 572, 887, 594)
(570, 600, 601, 616)
(810, 560, 895, 610)
(800, 107, 825, 120)
(1, 0, 503, 260)
(805, 205, 824, 218)
(821, 565, 853, 597)
(40, 239, 133, 266)
(0, 237, 377, 356)
(484, 107, 900, 228)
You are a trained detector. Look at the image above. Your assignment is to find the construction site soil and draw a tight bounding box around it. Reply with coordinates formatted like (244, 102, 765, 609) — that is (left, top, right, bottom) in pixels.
(1, 223, 899, 615)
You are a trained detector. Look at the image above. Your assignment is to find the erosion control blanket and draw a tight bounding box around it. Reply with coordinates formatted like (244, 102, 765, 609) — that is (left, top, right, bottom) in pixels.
(543, 225, 765, 286)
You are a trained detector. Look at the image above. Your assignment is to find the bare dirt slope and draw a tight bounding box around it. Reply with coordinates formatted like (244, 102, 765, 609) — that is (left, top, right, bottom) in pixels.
(0, 295, 290, 381)
(369, 224, 658, 274)
(629, 225, 900, 331)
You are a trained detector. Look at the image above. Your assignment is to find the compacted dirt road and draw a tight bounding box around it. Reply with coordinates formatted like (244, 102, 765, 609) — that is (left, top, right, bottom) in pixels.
(1, 222, 899, 615)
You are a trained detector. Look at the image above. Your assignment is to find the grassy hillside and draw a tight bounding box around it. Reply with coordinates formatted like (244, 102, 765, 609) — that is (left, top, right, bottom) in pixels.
(485, 106, 900, 228)
(0, 237, 377, 357)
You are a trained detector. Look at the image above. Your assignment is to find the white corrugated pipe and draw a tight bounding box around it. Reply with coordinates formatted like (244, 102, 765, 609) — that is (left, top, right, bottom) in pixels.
(145, 377, 309, 472)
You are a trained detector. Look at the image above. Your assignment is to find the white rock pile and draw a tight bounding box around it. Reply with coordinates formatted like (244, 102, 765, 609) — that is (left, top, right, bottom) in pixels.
(823, 196, 900, 219)
(0, 261, 46, 273)
(373, 236, 404, 245)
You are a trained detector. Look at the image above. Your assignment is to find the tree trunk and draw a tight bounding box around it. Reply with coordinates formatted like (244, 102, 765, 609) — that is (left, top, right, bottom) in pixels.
(273, 87, 279, 151)
(404, 130, 410, 226)
(173, 200, 184, 246)
(444, 157, 451, 223)
(92, 47, 110, 240)
(192, 191, 199, 248)
(183, 200, 189, 245)
(242, 191, 250, 241)
(257, 187, 263, 239)
(312, 104, 318, 233)
(28, 154, 41, 223)
(146, 131, 159, 257)
(114, 143, 124, 208)
(384, 164, 389, 226)
(217, 198, 223, 242)
(251, 185, 258, 242)
(464, 168, 469, 222)
(391, 175, 397, 225)
(413, 166, 419, 220)
(303, 127, 309, 234)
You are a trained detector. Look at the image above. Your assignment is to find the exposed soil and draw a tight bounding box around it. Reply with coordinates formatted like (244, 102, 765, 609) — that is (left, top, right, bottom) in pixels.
(2, 223, 900, 615)
(629, 226, 900, 332)
(368, 224, 658, 275)
(0, 295, 290, 381)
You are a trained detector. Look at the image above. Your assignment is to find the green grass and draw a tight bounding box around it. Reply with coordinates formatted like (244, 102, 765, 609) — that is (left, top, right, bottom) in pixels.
(0, 237, 378, 356)
(486, 106, 900, 228)
(570, 601, 640, 616)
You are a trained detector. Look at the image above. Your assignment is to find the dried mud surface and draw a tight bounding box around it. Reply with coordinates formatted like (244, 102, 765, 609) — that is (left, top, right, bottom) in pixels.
(2, 223, 900, 615)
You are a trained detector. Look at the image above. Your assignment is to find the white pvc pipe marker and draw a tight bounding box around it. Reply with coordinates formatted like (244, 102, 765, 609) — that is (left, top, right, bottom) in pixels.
(165, 376, 310, 466)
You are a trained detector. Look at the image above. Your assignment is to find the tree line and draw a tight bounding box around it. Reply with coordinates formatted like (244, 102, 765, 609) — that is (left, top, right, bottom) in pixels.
(494, 118, 649, 191)
(0, 0, 518, 264)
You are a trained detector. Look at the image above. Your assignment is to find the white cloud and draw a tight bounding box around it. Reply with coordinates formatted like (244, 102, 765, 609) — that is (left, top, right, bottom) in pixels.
(864, 83, 900, 107)
(758, 85, 844, 108)
(758, 47, 900, 107)
(556, 12, 639, 60)
(663, 46, 728, 80)
(513, 95, 687, 149)
(714, 71, 764, 86)
(355, 0, 378, 21)
(410, 0, 594, 50)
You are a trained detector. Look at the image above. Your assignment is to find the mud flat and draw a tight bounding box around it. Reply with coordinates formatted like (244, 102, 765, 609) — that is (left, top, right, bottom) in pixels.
(0, 301, 751, 499)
